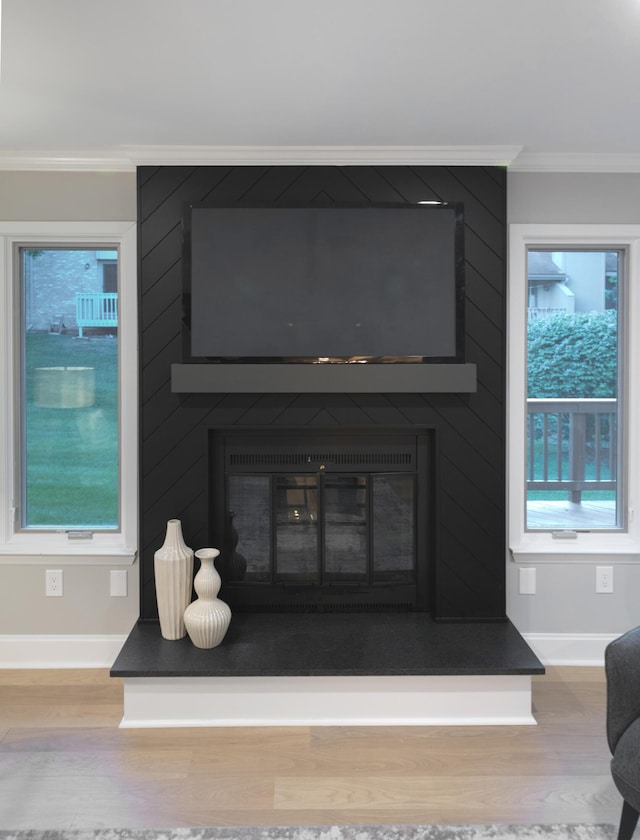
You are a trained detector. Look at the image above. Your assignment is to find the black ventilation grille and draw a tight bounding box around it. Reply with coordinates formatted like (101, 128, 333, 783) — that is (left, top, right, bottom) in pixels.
(232, 601, 415, 614)
(224, 433, 418, 473)
(229, 451, 412, 468)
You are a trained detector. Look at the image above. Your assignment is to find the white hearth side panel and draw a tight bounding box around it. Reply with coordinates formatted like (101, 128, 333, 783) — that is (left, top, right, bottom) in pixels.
(119, 674, 535, 728)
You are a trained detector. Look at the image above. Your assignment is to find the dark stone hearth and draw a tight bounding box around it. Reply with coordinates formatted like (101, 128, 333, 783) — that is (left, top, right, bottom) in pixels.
(111, 614, 544, 679)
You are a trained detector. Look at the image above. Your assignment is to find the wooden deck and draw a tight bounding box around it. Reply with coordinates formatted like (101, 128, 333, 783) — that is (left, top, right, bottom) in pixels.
(527, 499, 617, 529)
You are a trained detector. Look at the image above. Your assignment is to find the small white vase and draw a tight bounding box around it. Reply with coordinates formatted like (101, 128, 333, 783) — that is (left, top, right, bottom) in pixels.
(154, 519, 194, 640)
(184, 548, 231, 649)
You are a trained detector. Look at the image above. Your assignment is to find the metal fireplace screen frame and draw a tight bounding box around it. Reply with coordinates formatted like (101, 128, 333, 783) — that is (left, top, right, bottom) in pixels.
(209, 430, 433, 613)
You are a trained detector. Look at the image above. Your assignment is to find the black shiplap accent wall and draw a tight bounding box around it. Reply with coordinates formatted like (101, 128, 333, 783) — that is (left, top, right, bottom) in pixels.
(138, 165, 507, 621)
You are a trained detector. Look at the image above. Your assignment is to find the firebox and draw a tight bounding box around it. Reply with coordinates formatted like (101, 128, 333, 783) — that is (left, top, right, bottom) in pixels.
(210, 429, 433, 612)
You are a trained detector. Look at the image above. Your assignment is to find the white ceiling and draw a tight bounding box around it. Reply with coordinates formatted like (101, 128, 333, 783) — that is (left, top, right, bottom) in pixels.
(2, 0, 640, 171)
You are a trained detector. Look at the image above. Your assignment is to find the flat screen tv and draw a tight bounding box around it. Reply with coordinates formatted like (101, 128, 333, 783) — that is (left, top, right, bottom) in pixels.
(182, 202, 465, 363)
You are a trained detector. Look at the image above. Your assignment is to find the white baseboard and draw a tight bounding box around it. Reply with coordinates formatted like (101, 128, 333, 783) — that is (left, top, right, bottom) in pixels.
(522, 632, 620, 666)
(0, 634, 128, 668)
(0, 631, 621, 670)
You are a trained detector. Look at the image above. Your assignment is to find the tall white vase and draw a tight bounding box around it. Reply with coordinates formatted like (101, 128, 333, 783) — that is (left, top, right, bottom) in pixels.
(154, 519, 194, 640)
(184, 548, 232, 649)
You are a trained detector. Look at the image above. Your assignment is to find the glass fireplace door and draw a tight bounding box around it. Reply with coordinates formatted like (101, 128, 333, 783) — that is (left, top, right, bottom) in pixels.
(227, 472, 415, 588)
(216, 429, 428, 611)
(275, 475, 319, 583)
(324, 476, 368, 582)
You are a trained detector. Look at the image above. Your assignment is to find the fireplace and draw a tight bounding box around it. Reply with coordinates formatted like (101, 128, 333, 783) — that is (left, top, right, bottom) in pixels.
(112, 165, 548, 728)
(137, 164, 508, 622)
(210, 429, 432, 613)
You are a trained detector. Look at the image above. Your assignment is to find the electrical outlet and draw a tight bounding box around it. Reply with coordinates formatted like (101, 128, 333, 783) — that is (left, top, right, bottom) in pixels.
(110, 569, 128, 597)
(596, 565, 614, 594)
(45, 569, 63, 597)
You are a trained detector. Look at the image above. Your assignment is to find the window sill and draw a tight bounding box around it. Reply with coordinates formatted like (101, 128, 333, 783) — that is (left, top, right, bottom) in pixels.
(509, 537, 640, 564)
(0, 543, 137, 565)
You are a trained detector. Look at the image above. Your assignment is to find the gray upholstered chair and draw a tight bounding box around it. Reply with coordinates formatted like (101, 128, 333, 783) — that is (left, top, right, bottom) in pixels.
(605, 626, 640, 840)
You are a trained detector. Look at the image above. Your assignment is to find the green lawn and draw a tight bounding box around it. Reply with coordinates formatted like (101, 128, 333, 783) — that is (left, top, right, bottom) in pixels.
(24, 332, 118, 528)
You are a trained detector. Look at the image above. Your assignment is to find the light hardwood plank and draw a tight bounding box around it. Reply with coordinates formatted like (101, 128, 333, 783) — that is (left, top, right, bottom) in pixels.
(0, 666, 623, 830)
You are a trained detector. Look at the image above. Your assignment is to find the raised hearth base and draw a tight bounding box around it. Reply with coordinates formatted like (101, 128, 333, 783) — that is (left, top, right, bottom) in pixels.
(111, 614, 544, 728)
(117, 673, 537, 727)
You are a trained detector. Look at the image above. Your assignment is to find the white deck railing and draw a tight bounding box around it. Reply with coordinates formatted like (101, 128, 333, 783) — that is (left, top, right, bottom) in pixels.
(75, 292, 118, 337)
(528, 307, 572, 320)
(527, 397, 617, 503)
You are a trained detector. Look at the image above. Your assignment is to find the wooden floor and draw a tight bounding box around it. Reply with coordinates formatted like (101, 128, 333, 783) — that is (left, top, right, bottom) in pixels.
(0, 667, 622, 830)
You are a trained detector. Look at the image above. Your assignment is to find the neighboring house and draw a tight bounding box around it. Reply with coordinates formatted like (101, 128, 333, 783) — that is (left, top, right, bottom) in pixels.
(528, 250, 614, 317)
(24, 249, 118, 334)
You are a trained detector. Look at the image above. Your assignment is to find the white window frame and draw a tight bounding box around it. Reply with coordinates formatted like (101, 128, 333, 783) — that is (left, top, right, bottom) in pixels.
(508, 224, 640, 563)
(0, 222, 137, 564)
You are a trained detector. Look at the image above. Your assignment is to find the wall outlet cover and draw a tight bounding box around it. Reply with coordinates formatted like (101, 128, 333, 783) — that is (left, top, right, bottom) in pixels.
(519, 567, 536, 595)
(45, 569, 63, 597)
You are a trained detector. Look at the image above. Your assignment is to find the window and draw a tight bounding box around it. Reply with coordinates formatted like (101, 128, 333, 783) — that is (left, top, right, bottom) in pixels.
(21, 247, 120, 530)
(526, 249, 622, 531)
(0, 223, 137, 563)
(509, 226, 640, 562)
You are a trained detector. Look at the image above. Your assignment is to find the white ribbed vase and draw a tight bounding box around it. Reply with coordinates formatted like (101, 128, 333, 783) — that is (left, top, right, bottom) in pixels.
(154, 519, 194, 640)
(184, 548, 231, 649)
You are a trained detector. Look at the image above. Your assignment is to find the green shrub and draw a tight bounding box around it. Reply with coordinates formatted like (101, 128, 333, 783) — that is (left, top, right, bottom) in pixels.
(528, 310, 617, 399)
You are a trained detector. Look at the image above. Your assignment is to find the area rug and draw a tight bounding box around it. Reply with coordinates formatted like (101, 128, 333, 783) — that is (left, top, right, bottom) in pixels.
(0, 826, 618, 840)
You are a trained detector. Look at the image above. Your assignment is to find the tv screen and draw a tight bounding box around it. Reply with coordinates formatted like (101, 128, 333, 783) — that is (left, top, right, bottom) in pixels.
(184, 203, 464, 363)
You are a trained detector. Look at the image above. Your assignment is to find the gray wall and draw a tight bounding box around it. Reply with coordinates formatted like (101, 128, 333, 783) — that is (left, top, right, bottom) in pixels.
(506, 171, 640, 637)
(0, 171, 139, 638)
(0, 171, 136, 221)
(508, 173, 640, 224)
(1, 169, 639, 649)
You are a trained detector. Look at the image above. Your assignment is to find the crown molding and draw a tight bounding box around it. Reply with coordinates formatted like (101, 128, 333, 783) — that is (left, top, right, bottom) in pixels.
(3, 146, 640, 173)
(510, 151, 640, 173)
(0, 151, 135, 171)
(0, 145, 522, 171)
(123, 144, 523, 167)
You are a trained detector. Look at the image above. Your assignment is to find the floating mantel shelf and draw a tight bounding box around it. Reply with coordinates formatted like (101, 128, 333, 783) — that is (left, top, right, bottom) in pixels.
(171, 363, 477, 394)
